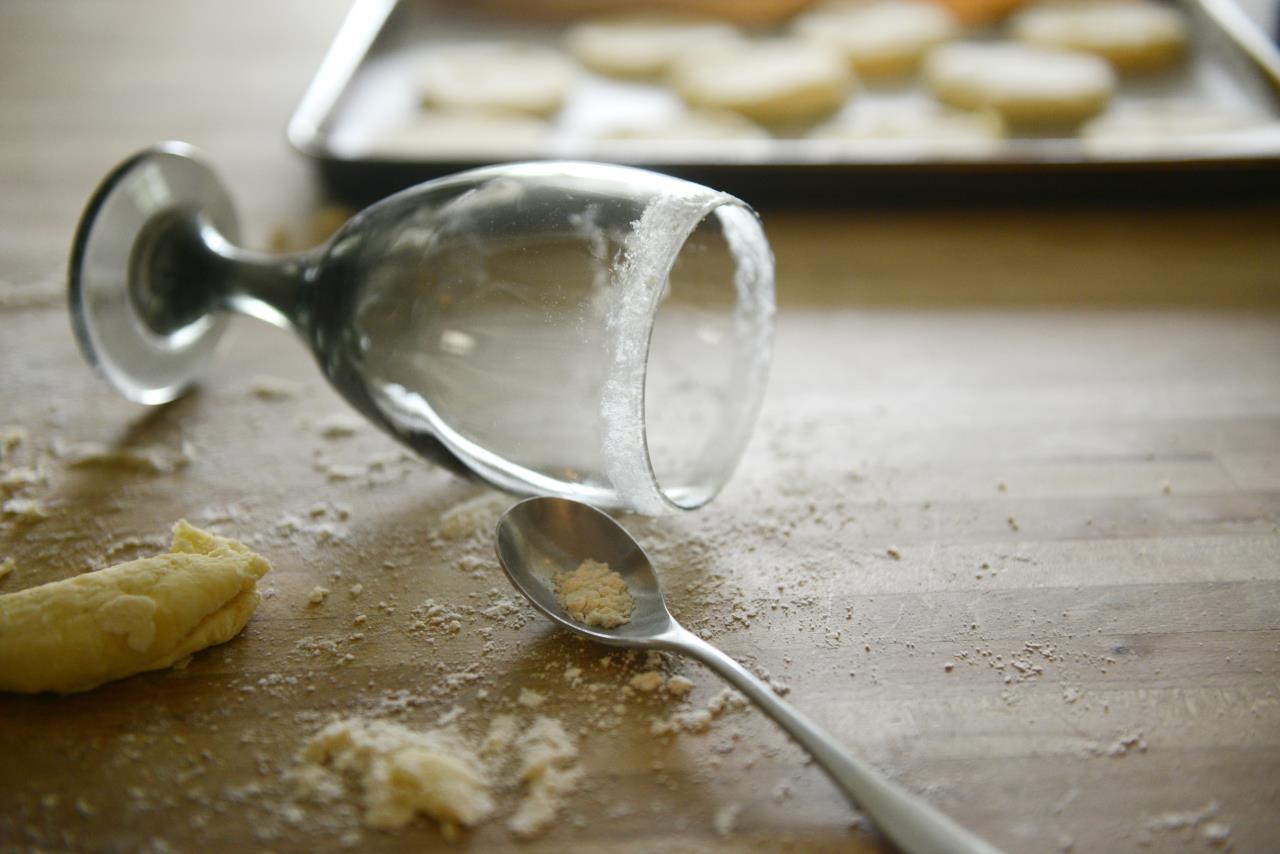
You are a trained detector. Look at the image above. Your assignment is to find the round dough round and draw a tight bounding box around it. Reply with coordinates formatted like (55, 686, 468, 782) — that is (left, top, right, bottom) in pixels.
(793, 0, 960, 78)
(1011, 1, 1187, 73)
(417, 43, 578, 116)
(600, 108, 769, 141)
(810, 106, 1004, 155)
(366, 111, 551, 157)
(925, 42, 1115, 125)
(565, 14, 740, 77)
(1082, 102, 1265, 155)
(669, 39, 853, 125)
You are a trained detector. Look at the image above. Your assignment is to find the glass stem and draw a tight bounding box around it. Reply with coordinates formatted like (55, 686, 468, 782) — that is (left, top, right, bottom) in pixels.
(197, 216, 319, 334)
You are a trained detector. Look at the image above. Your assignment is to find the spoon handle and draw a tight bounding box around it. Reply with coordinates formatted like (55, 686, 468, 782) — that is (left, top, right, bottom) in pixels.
(667, 627, 1003, 854)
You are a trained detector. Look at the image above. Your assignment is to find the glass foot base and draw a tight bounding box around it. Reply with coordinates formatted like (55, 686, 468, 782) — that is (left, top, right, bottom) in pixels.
(68, 142, 238, 404)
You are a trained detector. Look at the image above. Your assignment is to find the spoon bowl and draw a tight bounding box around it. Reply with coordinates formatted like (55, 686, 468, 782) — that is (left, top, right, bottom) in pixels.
(496, 496, 1003, 854)
(495, 496, 675, 645)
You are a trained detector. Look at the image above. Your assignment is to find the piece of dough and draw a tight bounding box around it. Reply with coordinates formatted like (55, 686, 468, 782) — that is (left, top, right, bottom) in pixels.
(1010, 1, 1187, 73)
(934, 0, 1025, 25)
(1081, 102, 1267, 155)
(793, 0, 961, 78)
(565, 14, 739, 78)
(669, 39, 853, 125)
(417, 43, 578, 116)
(599, 108, 769, 141)
(365, 110, 551, 157)
(809, 106, 1004, 155)
(925, 42, 1115, 126)
(0, 521, 270, 694)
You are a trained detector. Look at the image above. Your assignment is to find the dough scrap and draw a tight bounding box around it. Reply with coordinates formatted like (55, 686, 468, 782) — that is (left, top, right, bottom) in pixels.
(599, 108, 769, 142)
(1081, 102, 1268, 155)
(670, 38, 853, 125)
(416, 43, 577, 116)
(1011, 1, 1187, 73)
(925, 42, 1115, 126)
(809, 105, 1004, 155)
(365, 110, 551, 158)
(0, 521, 270, 694)
(566, 14, 739, 78)
(793, 0, 960, 78)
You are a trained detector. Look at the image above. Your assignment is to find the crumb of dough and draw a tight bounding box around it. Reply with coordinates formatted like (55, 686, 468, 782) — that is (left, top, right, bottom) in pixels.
(629, 671, 664, 693)
(714, 802, 742, 837)
(517, 688, 546, 708)
(552, 559, 634, 628)
(0, 557, 13, 581)
(348, 583, 363, 598)
(886, 547, 901, 560)
(2, 497, 48, 523)
(308, 586, 331, 606)
(317, 414, 363, 440)
(1, 466, 44, 493)
(299, 718, 494, 837)
(666, 675, 694, 697)
(508, 716, 583, 839)
(249, 375, 299, 400)
(0, 521, 269, 694)
(1201, 821, 1231, 846)
(0, 426, 27, 457)
(1107, 731, 1147, 757)
(1145, 800, 1219, 834)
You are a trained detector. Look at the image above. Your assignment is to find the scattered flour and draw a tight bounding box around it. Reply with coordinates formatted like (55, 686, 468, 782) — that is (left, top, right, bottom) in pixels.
(508, 716, 583, 839)
(56, 440, 193, 474)
(552, 559, 634, 628)
(714, 802, 743, 838)
(1141, 799, 1230, 846)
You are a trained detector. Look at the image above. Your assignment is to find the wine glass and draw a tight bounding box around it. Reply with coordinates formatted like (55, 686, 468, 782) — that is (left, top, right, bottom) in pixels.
(68, 142, 775, 513)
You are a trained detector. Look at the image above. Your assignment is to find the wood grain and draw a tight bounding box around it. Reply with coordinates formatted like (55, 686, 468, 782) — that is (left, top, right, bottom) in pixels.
(1, 2, 1278, 852)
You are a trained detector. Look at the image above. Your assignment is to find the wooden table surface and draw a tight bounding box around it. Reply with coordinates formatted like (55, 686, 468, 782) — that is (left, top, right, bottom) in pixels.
(2, 2, 1279, 852)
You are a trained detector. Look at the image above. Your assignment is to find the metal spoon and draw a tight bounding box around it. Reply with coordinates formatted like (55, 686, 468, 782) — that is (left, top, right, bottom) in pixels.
(495, 496, 1001, 854)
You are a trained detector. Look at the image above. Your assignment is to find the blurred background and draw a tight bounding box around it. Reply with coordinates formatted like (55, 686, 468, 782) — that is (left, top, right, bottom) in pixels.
(4, 0, 1280, 269)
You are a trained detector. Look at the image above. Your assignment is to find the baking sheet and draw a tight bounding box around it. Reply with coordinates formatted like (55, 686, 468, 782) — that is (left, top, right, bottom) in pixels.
(288, 0, 1280, 200)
